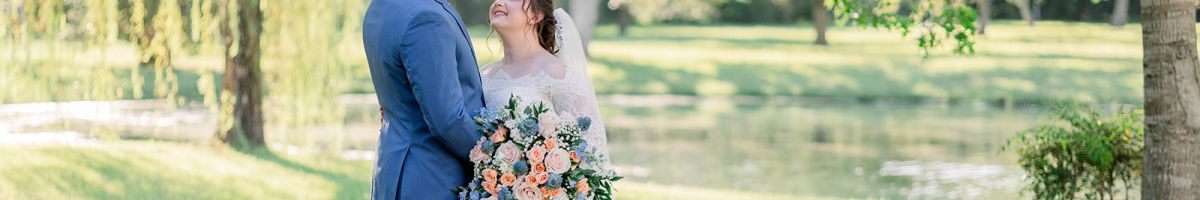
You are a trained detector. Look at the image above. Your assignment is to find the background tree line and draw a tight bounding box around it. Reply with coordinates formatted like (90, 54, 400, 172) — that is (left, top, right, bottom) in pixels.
(452, 0, 1143, 26)
(3, 0, 365, 150)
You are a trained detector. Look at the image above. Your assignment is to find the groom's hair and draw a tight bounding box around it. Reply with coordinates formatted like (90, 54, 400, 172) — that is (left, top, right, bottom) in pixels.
(528, 0, 558, 54)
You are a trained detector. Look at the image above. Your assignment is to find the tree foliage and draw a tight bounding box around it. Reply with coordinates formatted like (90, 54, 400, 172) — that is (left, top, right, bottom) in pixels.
(830, 0, 978, 55)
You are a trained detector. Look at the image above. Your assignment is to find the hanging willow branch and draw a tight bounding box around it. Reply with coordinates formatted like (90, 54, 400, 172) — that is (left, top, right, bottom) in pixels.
(830, 0, 977, 56)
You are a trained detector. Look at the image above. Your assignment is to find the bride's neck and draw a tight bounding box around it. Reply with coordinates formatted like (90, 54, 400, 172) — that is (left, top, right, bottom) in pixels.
(498, 28, 543, 64)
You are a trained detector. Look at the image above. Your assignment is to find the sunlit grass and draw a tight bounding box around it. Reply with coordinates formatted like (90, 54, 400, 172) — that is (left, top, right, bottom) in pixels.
(615, 181, 852, 200)
(0, 141, 371, 199)
(0, 141, 847, 199)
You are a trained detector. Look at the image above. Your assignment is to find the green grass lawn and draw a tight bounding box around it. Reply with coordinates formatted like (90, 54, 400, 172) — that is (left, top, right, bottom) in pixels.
(3, 21, 1143, 104)
(470, 21, 1143, 104)
(0, 141, 369, 199)
(0, 141, 846, 200)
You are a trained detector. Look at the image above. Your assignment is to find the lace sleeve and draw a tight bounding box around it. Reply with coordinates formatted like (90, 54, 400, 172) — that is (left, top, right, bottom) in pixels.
(547, 69, 611, 171)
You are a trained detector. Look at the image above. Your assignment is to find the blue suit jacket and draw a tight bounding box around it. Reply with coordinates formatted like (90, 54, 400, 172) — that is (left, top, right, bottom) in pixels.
(363, 0, 484, 199)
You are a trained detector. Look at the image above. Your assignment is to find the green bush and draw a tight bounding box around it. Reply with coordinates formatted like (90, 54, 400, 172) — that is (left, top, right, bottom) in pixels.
(1005, 104, 1143, 199)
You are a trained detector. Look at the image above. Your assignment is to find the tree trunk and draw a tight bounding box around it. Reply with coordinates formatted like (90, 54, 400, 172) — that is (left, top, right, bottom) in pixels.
(217, 0, 265, 148)
(1142, 0, 1200, 198)
(977, 0, 991, 35)
(811, 0, 828, 45)
(569, 0, 599, 56)
(1031, 1, 1041, 20)
(1013, 0, 1035, 26)
(1111, 0, 1129, 27)
(617, 6, 630, 36)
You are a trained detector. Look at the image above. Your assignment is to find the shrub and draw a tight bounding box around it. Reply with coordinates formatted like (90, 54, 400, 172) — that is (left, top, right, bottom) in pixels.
(1005, 104, 1143, 199)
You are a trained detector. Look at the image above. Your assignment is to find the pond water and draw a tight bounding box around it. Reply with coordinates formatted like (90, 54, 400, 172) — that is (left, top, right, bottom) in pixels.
(0, 95, 1047, 199)
(598, 96, 1041, 199)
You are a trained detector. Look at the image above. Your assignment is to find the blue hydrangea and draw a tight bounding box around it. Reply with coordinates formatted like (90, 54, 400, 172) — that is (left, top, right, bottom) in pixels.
(545, 173, 563, 189)
(469, 191, 481, 200)
(469, 179, 480, 190)
(458, 190, 468, 200)
(575, 193, 587, 200)
(475, 108, 499, 129)
(481, 140, 494, 151)
(513, 160, 530, 175)
(576, 149, 588, 163)
(475, 108, 490, 120)
(497, 188, 512, 200)
(520, 118, 539, 135)
(577, 117, 592, 130)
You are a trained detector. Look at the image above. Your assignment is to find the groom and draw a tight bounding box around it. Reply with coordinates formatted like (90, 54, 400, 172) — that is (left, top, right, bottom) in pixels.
(362, 0, 484, 199)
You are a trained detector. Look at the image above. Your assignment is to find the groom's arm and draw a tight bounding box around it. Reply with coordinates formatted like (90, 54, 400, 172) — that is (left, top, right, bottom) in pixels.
(398, 10, 481, 161)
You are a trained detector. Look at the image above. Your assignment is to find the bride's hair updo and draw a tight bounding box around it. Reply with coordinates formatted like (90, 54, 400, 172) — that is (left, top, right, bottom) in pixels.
(527, 0, 558, 54)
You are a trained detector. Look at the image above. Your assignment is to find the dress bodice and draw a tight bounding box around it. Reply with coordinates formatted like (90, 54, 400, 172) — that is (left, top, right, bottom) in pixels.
(482, 70, 557, 111)
(480, 64, 612, 171)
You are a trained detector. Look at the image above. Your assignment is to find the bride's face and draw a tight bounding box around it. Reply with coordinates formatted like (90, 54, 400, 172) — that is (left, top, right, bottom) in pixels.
(489, 0, 539, 31)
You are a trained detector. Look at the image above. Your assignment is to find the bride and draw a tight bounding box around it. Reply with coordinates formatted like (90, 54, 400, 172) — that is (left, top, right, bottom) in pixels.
(480, 0, 611, 170)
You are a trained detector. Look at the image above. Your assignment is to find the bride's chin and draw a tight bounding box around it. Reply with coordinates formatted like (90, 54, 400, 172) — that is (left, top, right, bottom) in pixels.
(489, 22, 508, 30)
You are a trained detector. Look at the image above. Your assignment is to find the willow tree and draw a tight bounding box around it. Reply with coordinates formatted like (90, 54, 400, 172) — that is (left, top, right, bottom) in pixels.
(117, 0, 265, 148)
(126, 0, 267, 148)
(214, 0, 264, 148)
(1, 0, 126, 103)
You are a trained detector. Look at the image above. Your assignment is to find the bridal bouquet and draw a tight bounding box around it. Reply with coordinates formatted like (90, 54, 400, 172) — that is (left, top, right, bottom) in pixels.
(456, 95, 620, 200)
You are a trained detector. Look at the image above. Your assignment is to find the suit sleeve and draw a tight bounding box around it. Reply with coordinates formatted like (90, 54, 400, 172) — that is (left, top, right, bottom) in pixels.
(398, 11, 482, 161)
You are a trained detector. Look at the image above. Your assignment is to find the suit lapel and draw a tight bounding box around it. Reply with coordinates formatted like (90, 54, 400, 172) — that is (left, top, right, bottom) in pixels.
(435, 0, 485, 105)
(436, 1, 478, 62)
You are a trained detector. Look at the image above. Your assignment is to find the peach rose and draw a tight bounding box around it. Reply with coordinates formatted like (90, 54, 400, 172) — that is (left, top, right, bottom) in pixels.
(545, 139, 557, 149)
(495, 126, 509, 139)
(549, 189, 569, 200)
(491, 127, 507, 143)
(535, 171, 550, 185)
(500, 172, 518, 186)
(542, 187, 562, 199)
(469, 143, 490, 164)
(533, 163, 547, 173)
(576, 178, 591, 193)
(496, 142, 522, 164)
(525, 174, 539, 185)
(513, 181, 543, 200)
(544, 148, 572, 174)
(524, 171, 549, 185)
(538, 112, 559, 138)
(483, 180, 499, 196)
(526, 145, 547, 164)
(482, 168, 499, 183)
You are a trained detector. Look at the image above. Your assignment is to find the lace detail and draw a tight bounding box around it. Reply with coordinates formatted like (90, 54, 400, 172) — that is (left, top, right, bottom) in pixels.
(482, 66, 612, 170)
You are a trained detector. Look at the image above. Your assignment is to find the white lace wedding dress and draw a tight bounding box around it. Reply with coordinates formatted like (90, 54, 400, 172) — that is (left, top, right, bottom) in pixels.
(481, 9, 611, 172)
